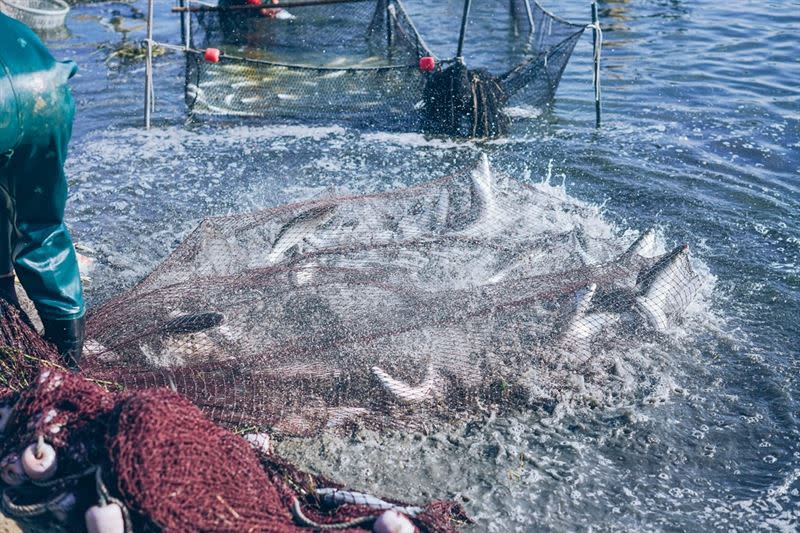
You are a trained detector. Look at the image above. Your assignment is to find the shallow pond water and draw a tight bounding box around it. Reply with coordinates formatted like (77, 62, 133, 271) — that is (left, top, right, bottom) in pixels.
(34, 0, 800, 530)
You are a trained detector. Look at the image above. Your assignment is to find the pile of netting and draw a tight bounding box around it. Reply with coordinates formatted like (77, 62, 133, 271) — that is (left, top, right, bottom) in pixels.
(79, 156, 701, 436)
(0, 299, 467, 532)
(173, 0, 588, 135)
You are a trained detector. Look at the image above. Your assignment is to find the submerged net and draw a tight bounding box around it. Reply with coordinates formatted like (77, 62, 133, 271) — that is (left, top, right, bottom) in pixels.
(79, 156, 702, 436)
(179, 0, 587, 132)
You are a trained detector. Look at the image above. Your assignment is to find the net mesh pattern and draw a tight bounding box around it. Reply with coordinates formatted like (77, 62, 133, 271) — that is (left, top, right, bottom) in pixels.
(0, 365, 465, 531)
(80, 157, 702, 436)
(180, 0, 586, 126)
(185, 0, 430, 127)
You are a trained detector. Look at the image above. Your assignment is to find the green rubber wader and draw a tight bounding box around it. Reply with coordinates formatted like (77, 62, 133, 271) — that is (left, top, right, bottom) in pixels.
(0, 13, 85, 320)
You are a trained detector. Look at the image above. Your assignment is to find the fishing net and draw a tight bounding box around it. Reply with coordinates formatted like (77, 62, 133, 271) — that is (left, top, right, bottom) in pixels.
(0, 156, 701, 530)
(0, 300, 60, 394)
(0, 328, 467, 531)
(174, 0, 587, 133)
(184, 0, 431, 129)
(78, 156, 702, 436)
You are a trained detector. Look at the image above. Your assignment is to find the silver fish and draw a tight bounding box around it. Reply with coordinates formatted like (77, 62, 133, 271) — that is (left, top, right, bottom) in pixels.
(635, 244, 700, 331)
(265, 204, 337, 264)
(372, 365, 439, 405)
(316, 488, 422, 516)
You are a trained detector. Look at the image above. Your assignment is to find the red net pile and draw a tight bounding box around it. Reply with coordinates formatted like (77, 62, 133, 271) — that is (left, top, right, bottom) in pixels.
(0, 299, 60, 393)
(0, 307, 467, 532)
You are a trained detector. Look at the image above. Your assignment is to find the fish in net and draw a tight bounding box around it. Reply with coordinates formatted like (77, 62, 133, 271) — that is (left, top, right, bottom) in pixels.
(175, 0, 589, 136)
(77, 155, 703, 436)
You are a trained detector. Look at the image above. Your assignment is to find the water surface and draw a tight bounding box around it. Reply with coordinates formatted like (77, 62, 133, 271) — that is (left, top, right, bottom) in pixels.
(38, 0, 800, 530)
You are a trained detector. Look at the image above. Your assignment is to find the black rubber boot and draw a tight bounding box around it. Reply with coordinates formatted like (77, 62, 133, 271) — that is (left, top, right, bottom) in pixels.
(0, 274, 18, 307)
(41, 315, 85, 372)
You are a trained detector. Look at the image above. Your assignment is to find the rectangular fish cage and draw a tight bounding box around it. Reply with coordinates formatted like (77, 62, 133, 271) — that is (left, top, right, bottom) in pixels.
(185, 0, 430, 128)
(144, 0, 600, 135)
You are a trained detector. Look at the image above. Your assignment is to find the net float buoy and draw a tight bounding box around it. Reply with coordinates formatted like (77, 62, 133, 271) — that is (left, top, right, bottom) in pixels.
(0, 405, 13, 433)
(0, 454, 26, 486)
(419, 56, 436, 72)
(85, 502, 125, 533)
(204, 48, 221, 63)
(21, 439, 57, 481)
(373, 510, 415, 533)
(243, 432, 272, 455)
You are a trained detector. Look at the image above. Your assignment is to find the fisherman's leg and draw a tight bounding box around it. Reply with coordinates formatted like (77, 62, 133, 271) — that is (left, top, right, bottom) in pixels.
(0, 174, 18, 307)
(0, 173, 38, 332)
(9, 110, 85, 370)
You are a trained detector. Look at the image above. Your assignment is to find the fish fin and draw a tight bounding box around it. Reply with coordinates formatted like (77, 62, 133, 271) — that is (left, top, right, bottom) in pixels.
(620, 228, 657, 260)
(575, 283, 597, 315)
(470, 153, 496, 219)
(570, 231, 596, 266)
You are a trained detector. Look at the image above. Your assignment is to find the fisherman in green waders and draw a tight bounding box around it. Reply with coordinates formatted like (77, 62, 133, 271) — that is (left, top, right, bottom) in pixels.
(0, 13, 85, 370)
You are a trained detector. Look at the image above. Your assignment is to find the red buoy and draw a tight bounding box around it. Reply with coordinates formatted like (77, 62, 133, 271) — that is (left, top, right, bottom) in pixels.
(204, 48, 221, 63)
(246, 0, 262, 5)
(419, 56, 436, 72)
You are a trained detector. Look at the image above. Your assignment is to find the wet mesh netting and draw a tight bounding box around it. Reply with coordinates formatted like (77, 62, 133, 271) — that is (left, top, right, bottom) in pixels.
(79, 156, 702, 436)
(185, 0, 430, 127)
(178, 0, 587, 132)
(0, 363, 467, 531)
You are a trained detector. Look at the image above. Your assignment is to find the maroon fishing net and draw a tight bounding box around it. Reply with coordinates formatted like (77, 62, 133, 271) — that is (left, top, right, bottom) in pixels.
(0, 335, 466, 531)
(0, 300, 60, 394)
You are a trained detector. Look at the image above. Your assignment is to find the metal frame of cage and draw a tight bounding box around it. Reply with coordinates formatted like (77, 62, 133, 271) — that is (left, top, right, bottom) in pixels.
(142, 0, 602, 132)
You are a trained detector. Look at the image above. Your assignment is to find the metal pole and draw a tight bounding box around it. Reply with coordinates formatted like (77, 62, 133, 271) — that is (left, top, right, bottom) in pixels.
(386, 1, 394, 57)
(180, 0, 191, 48)
(144, 0, 154, 129)
(456, 0, 472, 59)
(181, 0, 192, 109)
(591, 1, 601, 127)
